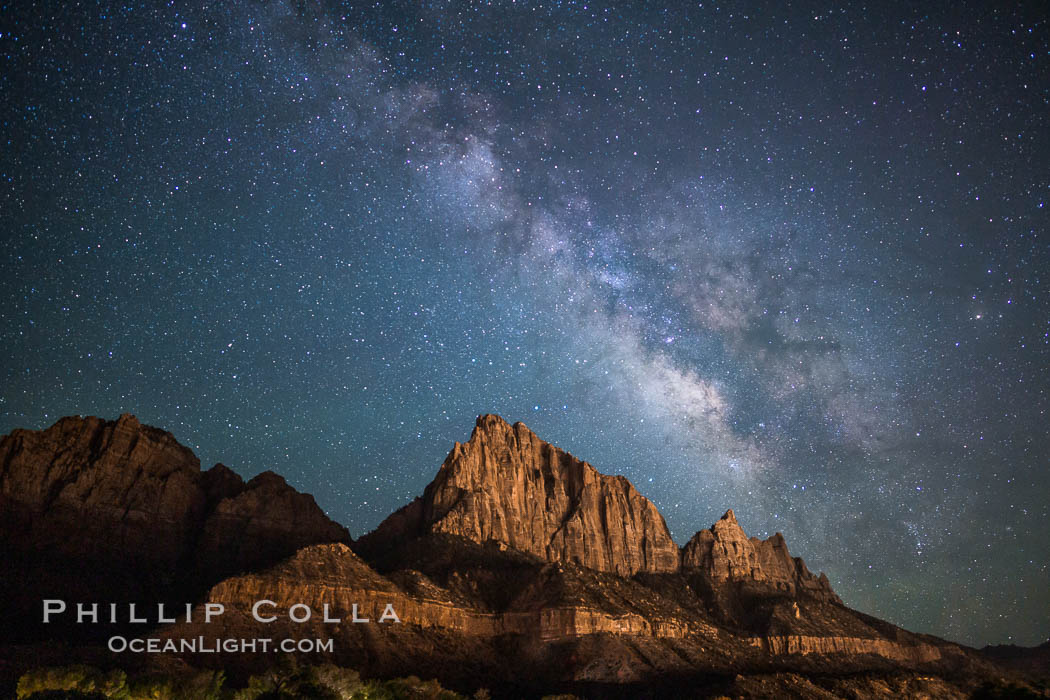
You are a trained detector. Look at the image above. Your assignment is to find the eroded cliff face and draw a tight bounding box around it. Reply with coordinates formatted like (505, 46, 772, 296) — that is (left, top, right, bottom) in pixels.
(749, 634, 945, 663)
(0, 414, 206, 569)
(194, 544, 699, 643)
(0, 412, 993, 693)
(160, 541, 972, 688)
(195, 471, 351, 578)
(360, 414, 679, 575)
(681, 509, 841, 603)
(360, 415, 838, 604)
(0, 414, 349, 583)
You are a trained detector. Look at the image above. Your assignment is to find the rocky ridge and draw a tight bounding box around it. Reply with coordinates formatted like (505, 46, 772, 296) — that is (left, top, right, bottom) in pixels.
(0, 413, 349, 640)
(358, 414, 838, 603)
(681, 509, 841, 603)
(359, 415, 681, 575)
(0, 412, 1016, 697)
(163, 536, 976, 692)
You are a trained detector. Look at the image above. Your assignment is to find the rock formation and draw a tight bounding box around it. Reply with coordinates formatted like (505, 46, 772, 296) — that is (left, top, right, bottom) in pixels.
(358, 414, 680, 575)
(359, 415, 838, 603)
(0, 414, 348, 601)
(195, 470, 350, 579)
(0, 413, 207, 570)
(0, 412, 1015, 697)
(681, 509, 840, 603)
(161, 534, 974, 693)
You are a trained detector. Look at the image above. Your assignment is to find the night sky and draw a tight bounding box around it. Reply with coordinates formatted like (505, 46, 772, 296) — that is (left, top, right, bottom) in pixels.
(2, 1, 1047, 648)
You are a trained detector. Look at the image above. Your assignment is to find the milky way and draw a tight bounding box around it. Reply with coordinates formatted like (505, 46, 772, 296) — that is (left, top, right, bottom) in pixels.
(1, 1, 1047, 647)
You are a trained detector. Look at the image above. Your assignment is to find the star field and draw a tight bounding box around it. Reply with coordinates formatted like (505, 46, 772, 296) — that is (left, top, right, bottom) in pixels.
(1, 1, 1047, 647)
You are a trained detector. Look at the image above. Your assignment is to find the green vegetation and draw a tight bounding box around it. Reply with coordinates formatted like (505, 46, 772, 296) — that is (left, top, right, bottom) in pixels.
(15, 662, 491, 700)
(17, 666, 130, 699)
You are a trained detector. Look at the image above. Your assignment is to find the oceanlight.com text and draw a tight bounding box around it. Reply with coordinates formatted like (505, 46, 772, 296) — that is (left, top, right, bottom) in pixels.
(107, 636, 334, 654)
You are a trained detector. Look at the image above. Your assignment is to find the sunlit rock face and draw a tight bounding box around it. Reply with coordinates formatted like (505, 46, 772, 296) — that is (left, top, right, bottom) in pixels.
(359, 413, 680, 575)
(680, 509, 841, 603)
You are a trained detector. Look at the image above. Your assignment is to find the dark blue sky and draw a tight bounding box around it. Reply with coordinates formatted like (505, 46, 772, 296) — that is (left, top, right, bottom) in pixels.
(1, 1, 1047, 647)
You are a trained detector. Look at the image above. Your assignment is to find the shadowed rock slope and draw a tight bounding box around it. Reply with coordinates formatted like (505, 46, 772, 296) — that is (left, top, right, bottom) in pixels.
(0, 414, 349, 641)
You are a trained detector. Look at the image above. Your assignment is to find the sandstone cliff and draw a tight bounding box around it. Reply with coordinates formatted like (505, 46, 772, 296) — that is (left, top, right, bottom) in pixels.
(0, 414, 348, 589)
(681, 509, 840, 603)
(0, 412, 997, 696)
(194, 543, 699, 643)
(359, 415, 837, 604)
(358, 414, 680, 575)
(160, 538, 973, 690)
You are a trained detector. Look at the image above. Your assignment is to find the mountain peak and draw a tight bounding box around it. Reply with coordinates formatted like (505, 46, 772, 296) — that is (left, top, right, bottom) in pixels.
(116, 412, 140, 426)
(362, 414, 680, 575)
(469, 413, 536, 446)
(358, 415, 836, 602)
(475, 413, 512, 429)
(0, 414, 349, 586)
(682, 510, 840, 603)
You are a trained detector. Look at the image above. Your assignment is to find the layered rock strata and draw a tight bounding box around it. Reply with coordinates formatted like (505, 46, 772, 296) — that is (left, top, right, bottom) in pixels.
(195, 544, 698, 643)
(750, 635, 945, 663)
